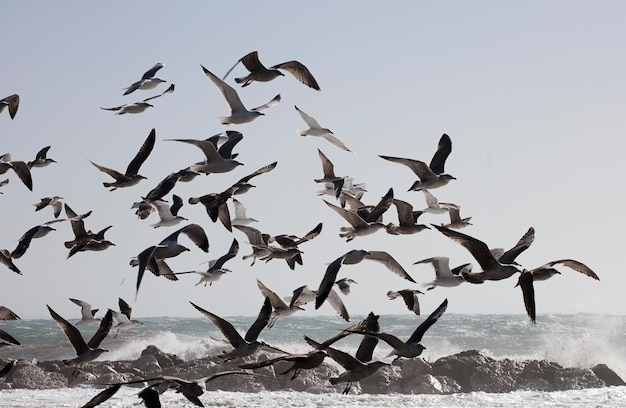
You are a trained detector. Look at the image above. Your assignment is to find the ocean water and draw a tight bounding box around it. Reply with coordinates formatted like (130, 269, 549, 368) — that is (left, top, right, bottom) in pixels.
(0, 313, 625, 407)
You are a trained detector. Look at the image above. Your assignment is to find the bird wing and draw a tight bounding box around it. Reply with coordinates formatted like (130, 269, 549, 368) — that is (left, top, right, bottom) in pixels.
(0, 306, 19, 321)
(294, 105, 324, 130)
(315, 256, 344, 309)
(0, 328, 20, 346)
(257, 279, 289, 310)
(212, 238, 239, 269)
(245, 296, 272, 342)
(272, 60, 320, 90)
(162, 223, 209, 252)
(544, 259, 600, 280)
(118, 298, 132, 319)
(316, 148, 339, 181)
(233, 225, 267, 247)
(236, 161, 278, 184)
(141, 63, 164, 80)
(327, 289, 350, 322)
(0, 94, 19, 119)
(47, 305, 90, 355)
(378, 155, 437, 182)
(433, 225, 502, 271)
(125, 128, 156, 176)
(0, 249, 21, 274)
(499, 227, 535, 264)
(79, 384, 121, 408)
(406, 298, 448, 345)
(190, 302, 245, 348)
(167, 138, 224, 163)
(324, 200, 370, 228)
(237, 51, 267, 74)
(392, 199, 416, 226)
(8, 161, 32, 190)
(365, 251, 416, 283)
(517, 272, 536, 322)
(364, 188, 394, 222)
(11, 226, 37, 258)
(429, 134, 452, 175)
(201, 65, 248, 113)
(87, 309, 113, 348)
(216, 130, 244, 159)
(89, 161, 126, 181)
(69, 298, 96, 320)
(251, 94, 281, 112)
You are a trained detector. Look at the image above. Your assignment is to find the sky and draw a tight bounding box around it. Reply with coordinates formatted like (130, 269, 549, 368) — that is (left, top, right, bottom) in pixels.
(1, 2, 625, 320)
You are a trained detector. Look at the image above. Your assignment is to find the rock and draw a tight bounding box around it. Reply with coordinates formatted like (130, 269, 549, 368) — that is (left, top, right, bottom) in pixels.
(139, 345, 184, 368)
(4, 360, 67, 389)
(592, 364, 626, 386)
(360, 365, 402, 394)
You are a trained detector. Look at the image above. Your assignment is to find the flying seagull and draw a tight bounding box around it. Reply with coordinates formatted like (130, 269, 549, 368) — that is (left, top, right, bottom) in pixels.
(190, 299, 285, 361)
(27, 146, 56, 168)
(295, 106, 350, 151)
(110, 297, 143, 337)
(223, 50, 320, 90)
(165, 137, 243, 175)
(0, 329, 20, 347)
(135, 223, 209, 297)
(69, 298, 101, 325)
(123, 62, 166, 95)
(440, 203, 472, 229)
(10, 223, 57, 259)
(90, 128, 156, 190)
(385, 198, 430, 235)
(33, 196, 64, 218)
(349, 298, 448, 359)
(201, 64, 280, 125)
(433, 225, 521, 283)
(174, 238, 239, 287)
(231, 199, 258, 226)
(414, 256, 470, 290)
(387, 289, 423, 315)
(47, 305, 112, 376)
(0, 249, 21, 275)
(100, 101, 153, 115)
(0, 94, 19, 119)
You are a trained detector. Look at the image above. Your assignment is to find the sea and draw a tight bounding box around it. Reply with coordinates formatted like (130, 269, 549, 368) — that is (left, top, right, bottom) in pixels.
(0, 313, 625, 407)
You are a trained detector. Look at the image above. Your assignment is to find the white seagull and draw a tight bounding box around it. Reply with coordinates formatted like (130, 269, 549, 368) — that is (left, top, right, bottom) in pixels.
(295, 106, 350, 152)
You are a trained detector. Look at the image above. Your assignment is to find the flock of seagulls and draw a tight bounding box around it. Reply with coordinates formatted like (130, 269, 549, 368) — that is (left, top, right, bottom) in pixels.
(0, 50, 602, 406)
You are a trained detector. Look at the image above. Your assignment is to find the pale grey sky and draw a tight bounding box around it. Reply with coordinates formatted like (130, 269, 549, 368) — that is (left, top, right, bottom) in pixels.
(1, 2, 624, 320)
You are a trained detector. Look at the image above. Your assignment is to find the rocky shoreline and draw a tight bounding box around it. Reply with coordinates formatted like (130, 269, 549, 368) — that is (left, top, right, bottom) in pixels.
(1, 346, 624, 394)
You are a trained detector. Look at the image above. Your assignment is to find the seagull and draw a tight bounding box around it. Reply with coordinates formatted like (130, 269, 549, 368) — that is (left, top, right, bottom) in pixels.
(420, 190, 449, 214)
(123, 63, 166, 95)
(440, 203, 472, 229)
(0, 153, 32, 191)
(314, 149, 346, 199)
(143, 167, 200, 202)
(47, 306, 112, 376)
(149, 195, 187, 228)
(190, 299, 285, 361)
(69, 298, 101, 325)
(201, 64, 280, 125)
(414, 256, 471, 290)
(348, 298, 448, 360)
(335, 278, 358, 295)
(238, 348, 329, 381)
(433, 225, 521, 283)
(10, 223, 57, 258)
(379, 154, 456, 191)
(174, 238, 239, 287)
(315, 249, 416, 310)
(231, 199, 258, 226)
(27, 146, 56, 168)
(257, 279, 306, 328)
(295, 106, 350, 152)
(304, 335, 389, 394)
(166, 137, 243, 175)
(110, 298, 143, 337)
(267, 222, 323, 270)
(323, 199, 386, 241)
(0, 306, 20, 320)
(385, 199, 430, 235)
(1, 249, 21, 275)
(33, 196, 64, 218)
(0, 94, 19, 119)
(90, 128, 156, 190)
(135, 223, 209, 297)
(388, 289, 423, 315)
(223, 50, 320, 90)
(100, 101, 153, 115)
(287, 284, 349, 321)
(233, 224, 272, 266)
